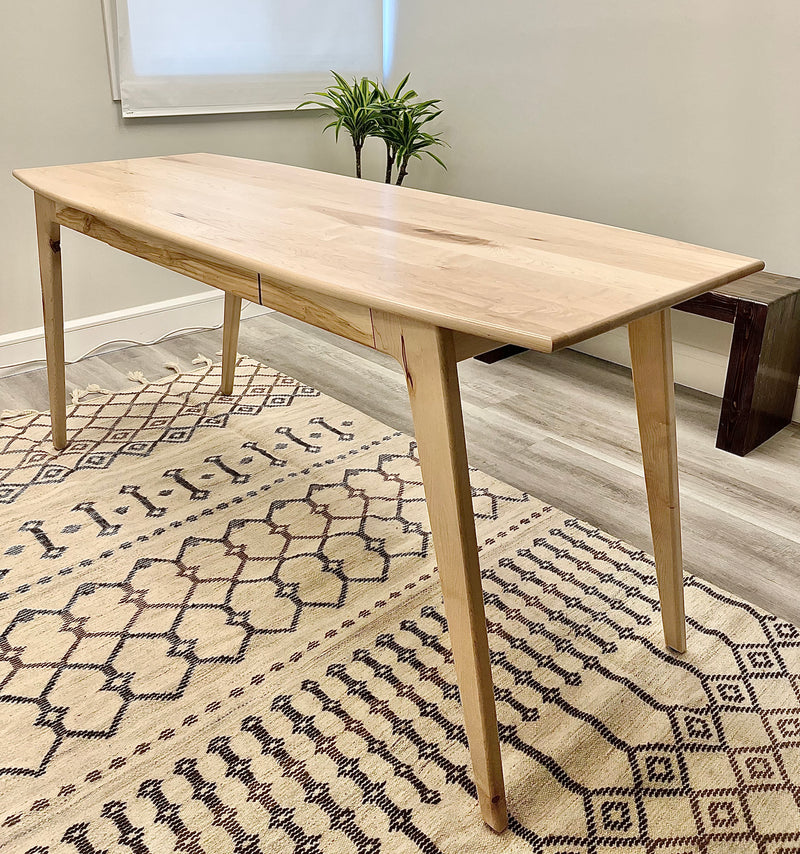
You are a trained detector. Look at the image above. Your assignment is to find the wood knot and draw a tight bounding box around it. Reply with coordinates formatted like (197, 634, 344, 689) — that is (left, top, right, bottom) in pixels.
(400, 335, 413, 390)
(49, 239, 61, 254)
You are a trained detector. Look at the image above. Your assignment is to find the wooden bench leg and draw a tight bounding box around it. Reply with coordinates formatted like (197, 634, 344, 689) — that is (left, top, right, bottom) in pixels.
(35, 194, 67, 450)
(220, 292, 242, 395)
(716, 294, 800, 455)
(629, 310, 687, 653)
(473, 344, 528, 364)
(372, 312, 508, 832)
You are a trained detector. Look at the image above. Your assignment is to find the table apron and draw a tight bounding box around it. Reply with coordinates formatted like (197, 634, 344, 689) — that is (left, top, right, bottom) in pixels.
(55, 204, 377, 350)
(56, 205, 261, 304)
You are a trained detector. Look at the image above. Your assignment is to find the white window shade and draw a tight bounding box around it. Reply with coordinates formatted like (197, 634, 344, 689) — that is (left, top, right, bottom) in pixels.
(111, 0, 384, 118)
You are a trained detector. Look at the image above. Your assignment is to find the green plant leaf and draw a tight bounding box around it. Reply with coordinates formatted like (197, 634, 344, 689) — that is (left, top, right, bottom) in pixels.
(301, 71, 448, 181)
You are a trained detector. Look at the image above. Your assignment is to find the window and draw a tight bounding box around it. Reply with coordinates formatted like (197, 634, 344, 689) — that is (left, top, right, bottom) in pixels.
(103, 0, 386, 117)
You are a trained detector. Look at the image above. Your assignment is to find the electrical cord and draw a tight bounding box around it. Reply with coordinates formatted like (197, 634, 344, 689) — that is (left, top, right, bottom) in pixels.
(0, 323, 222, 375)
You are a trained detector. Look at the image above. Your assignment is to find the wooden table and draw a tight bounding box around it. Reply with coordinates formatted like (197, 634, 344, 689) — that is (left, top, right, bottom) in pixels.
(13, 154, 763, 832)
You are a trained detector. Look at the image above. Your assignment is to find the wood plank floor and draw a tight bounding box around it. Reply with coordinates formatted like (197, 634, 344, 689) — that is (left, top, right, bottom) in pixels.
(2, 311, 799, 627)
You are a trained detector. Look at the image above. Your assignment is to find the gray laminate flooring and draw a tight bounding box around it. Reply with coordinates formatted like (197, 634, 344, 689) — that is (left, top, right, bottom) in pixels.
(2, 311, 799, 626)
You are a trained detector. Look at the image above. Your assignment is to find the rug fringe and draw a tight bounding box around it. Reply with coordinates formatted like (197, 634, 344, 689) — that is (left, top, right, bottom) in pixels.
(0, 408, 39, 421)
(129, 354, 216, 384)
(70, 383, 115, 405)
(3, 355, 227, 423)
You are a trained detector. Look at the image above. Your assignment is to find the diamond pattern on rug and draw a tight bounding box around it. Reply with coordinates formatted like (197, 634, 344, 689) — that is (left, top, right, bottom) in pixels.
(1, 357, 799, 853)
(0, 362, 319, 506)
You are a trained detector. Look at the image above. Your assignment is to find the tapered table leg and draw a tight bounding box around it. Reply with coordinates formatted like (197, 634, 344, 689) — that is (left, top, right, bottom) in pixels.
(34, 194, 67, 450)
(220, 292, 241, 395)
(372, 312, 507, 831)
(629, 309, 687, 653)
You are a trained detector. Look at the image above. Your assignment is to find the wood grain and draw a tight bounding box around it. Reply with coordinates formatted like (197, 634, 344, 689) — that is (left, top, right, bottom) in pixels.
(712, 270, 800, 304)
(675, 271, 800, 455)
(717, 293, 800, 455)
(34, 194, 67, 450)
(372, 311, 507, 831)
(674, 272, 800, 319)
(257, 274, 374, 348)
(628, 310, 686, 653)
(220, 292, 241, 395)
(54, 205, 376, 349)
(55, 205, 262, 303)
(14, 154, 763, 353)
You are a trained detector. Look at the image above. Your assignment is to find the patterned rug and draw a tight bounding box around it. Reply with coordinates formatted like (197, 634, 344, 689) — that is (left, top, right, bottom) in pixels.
(1, 356, 799, 853)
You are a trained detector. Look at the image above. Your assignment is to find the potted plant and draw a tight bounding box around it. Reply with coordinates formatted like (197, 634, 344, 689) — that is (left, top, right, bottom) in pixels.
(298, 72, 381, 179)
(300, 73, 447, 186)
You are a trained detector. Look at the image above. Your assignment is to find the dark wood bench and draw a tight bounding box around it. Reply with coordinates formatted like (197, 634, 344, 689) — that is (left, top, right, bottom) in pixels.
(675, 271, 800, 455)
(477, 271, 800, 456)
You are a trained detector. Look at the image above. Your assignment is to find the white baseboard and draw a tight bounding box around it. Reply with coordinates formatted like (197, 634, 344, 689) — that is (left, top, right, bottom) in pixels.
(0, 292, 271, 378)
(571, 327, 800, 423)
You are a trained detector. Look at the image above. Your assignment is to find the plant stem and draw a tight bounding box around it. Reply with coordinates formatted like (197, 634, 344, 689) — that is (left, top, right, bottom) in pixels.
(384, 143, 395, 184)
(354, 143, 363, 179)
(396, 155, 410, 186)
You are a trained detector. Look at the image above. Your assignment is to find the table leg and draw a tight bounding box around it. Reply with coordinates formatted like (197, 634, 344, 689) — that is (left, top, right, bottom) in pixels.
(220, 292, 241, 395)
(34, 194, 67, 450)
(628, 309, 687, 653)
(372, 312, 507, 831)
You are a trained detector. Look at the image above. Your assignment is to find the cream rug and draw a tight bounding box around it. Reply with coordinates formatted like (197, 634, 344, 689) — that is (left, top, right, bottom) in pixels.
(1, 357, 798, 853)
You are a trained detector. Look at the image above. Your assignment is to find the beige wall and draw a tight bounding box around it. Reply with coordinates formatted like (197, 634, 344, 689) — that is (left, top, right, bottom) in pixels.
(0, 2, 352, 337)
(389, 0, 800, 362)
